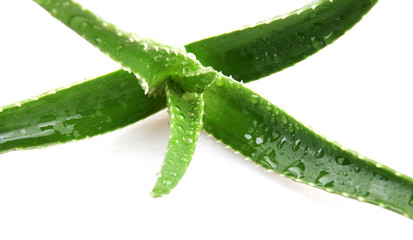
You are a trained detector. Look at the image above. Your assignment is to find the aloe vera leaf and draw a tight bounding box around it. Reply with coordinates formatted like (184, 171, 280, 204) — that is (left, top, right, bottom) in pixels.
(203, 76, 413, 218)
(33, 0, 214, 94)
(1, 62, 412, 217)
(2, 0, 379, 151)
(0, 70, 165, 154)
(186, 0, 378, 82)
(152, 79, 204, 197)
(33, 0, 378, 90)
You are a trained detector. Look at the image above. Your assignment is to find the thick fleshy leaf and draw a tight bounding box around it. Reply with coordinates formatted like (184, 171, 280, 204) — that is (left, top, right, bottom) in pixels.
(203, 77, 413, 218)
(33, 0, 378, 89)
(34, 0, 213, 94)
(5, 0, 410, 218)
(152, 79, 204, 197)
(187, 0, 378, 82)
(2, 0, 379, 153)
(3, 68, 413, 218)
(0, 70, 165, 154)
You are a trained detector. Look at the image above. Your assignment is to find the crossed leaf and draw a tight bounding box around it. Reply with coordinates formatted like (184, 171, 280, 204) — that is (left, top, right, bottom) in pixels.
(2, 0, 413, 219)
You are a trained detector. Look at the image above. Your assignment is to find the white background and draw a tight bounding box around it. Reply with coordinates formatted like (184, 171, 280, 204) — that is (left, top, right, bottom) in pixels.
(0, 0, 413, 239)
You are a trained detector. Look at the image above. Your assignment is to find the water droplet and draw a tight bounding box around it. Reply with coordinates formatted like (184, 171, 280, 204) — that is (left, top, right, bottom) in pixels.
(292, 139, 301, 151)
(95, 37, 103, 45)
(343, 171, 348, 176)
(311, 36, 326, 50)
(323, 31, 335, 44)
(182, 92, 199, 101)
(335, 156, 351, 166)
(92, 24, 104, 31)
(51, 8, 58, 15)
(176, 114, 185, 120)
(244, 134, 252, 140)
(250, 94, 259, 104)
(181, 157, 190, 163)
(68, 15, 89, 30)
(315, 148, 324, 158)
(283, 161, 305, 179)
(278, 137, 287, 149)
(173, 138, 180, 145)
(316, 171, 335, 187)
(354, 167, 361, 173)
(256, 137, 263, 145)
(185, 130, 194, 135)
(272, 130, 281, 140)
(259, 156, 278, 170)
(162, 179, 173, 186)
(182, 136, 193, 144)
(295, 32, 305, 41)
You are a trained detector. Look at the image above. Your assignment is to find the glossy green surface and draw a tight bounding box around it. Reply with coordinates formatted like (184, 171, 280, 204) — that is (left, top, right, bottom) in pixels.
(152, 80, 205, 197)
(34, 0, 214, 95)
(203, 77, 413, 218)
(2, 64, 413, 217)
(2, 0, 405, 217)
(0, 70, 165, 153)
(34, 0, 378, 88)
(187, 0, 378, 82)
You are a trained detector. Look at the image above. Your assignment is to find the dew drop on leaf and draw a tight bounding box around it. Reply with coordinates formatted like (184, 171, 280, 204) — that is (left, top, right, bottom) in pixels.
(310, 36, 326, 49)
(250, 94, 259, 104)
(283, 161, 305, 179)
(316, 171, 335, 187)
(335, 156, 350, 166)
(292, 139, 301, 151)
(315, 148, 324, 158)
(278, 136, 287, 149)
(162, 179, 173, 186)
(68, 15, 89, 30)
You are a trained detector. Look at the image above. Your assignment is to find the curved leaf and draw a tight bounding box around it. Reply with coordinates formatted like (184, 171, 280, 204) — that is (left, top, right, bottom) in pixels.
(187, 0, 378, 82)
(34, 0, 213, 94)
(33, 0, 378, 87)
(152, 79, 204, 197)
(0, 70, 165, 154)
(203, 76, 413, 218)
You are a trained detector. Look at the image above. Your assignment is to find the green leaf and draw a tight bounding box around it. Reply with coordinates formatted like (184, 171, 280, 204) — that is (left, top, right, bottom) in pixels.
(3, 66, 413, 217)
(152, 79, 205, 197)
(0, 70, 165, 154)
(203, 76, 413, 218)
(33, 0, 378, 89)
(187, 0, 378, 82)
(34, 0, 213, 95)
(3, 0, 379, 153)
(5, 0, 408, 219)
